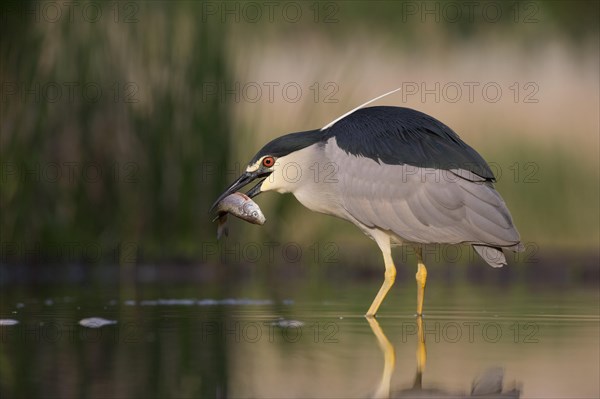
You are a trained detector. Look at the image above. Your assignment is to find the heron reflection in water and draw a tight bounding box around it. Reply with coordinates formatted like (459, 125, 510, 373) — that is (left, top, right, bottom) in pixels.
(367, 317, 521, 399)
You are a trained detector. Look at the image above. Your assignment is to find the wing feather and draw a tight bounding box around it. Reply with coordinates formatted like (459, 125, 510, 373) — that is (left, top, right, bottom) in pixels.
(328, 141, 521, 248)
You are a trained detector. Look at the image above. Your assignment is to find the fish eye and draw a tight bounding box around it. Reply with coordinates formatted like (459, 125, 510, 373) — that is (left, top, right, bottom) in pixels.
(262, 156, 275, 168)
(252, 211, 258, 217)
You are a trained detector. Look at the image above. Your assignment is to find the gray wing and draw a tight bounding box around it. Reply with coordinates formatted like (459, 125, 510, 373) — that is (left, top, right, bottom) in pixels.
(326, 140, 522, 251)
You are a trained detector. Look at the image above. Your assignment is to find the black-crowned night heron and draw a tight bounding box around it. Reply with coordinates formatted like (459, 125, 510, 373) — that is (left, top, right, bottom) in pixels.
(212, 92, 523, 317)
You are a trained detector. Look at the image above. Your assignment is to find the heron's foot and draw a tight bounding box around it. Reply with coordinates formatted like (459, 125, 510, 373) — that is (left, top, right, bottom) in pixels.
(366, 269, 396, 318)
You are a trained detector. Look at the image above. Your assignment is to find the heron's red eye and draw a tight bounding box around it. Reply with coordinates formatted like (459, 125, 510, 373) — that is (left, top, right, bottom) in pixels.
(262, 156, 275, 168)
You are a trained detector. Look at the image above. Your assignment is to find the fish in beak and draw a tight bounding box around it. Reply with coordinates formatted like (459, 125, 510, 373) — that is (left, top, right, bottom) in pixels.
(212, 192, 266, 239)
(210, 170, 268, 213)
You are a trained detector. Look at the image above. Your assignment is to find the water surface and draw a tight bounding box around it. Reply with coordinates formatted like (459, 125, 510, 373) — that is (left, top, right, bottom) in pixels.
(1, 264, 598, 398)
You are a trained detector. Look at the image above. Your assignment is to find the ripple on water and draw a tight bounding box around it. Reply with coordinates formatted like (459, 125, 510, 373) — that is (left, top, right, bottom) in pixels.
(122, 298, 280, 307)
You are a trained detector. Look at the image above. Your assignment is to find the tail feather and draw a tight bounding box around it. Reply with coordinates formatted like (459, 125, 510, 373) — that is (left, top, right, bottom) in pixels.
(473, 244, 507, 267)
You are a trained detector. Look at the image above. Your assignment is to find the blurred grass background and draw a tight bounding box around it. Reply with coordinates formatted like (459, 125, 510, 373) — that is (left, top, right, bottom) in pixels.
(0, 0, 598, 265)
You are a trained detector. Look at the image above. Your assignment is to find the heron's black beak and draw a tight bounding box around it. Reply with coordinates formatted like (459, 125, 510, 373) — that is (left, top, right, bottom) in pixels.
(209, 171, 269, 212)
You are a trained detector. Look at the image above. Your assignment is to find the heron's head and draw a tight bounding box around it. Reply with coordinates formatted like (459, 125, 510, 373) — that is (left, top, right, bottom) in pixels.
(210, 130, 324, 211)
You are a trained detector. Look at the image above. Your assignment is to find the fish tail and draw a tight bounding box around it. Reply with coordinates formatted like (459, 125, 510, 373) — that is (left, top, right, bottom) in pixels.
(217, 215, 229, 240)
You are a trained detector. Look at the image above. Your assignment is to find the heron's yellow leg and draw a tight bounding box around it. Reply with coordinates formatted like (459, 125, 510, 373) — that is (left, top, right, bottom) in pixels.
(366, 236, 395, 318)
(413, 315, 427, 389)
(415, 248, 428, 316)
(367, 318, 396, 398)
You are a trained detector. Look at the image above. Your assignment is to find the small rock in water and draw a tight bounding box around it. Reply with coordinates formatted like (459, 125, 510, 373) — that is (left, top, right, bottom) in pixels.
(0, 319, 19, 326)
(79, 317, 117, 328)
(272, 319, 304, 328)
